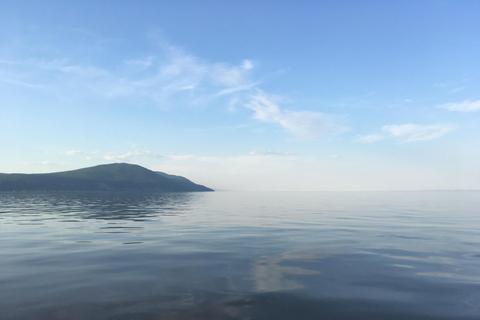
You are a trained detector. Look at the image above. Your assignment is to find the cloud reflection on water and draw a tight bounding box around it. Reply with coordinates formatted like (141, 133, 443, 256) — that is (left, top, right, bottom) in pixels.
(252, 249, 331, 292)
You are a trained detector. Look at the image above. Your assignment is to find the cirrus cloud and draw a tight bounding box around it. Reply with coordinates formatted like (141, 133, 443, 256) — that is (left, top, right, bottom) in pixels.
(357, 123, 454, 143)
(382, 124, 454, 142)
(245, 91, 349, 140)
(0, 45, 257, 109)
(1, 39, 349, 143)
(437, 99, 480, 112)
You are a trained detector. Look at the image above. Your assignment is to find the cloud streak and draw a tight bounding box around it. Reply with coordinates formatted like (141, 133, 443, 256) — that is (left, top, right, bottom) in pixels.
(24, 161, 64, 167)
(358, 124, 454, 143)
(382, 124, 454, 142)
(62, 149, 163, 162)
(63, 150, 99, 160)
(1, 40, 350, 141)
(104, 150, 163, 161)
(437, 100, 480, 112)
(249, 148, 294, 156)
(356, 134, 384, 143)
(0, 46, 257, 108)
(245, 91, 348, 139)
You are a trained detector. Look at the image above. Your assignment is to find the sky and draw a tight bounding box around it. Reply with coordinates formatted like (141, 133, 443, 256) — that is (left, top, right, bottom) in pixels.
(1, 0, 479, 191)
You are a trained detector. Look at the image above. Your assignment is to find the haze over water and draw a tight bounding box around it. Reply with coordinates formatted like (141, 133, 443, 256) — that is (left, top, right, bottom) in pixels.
(1, 191, 479, 319)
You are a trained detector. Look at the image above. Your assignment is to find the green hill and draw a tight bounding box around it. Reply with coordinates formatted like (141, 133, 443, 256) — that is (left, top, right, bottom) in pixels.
(155, 171, 213, 192)
(0, 163, 213, 192)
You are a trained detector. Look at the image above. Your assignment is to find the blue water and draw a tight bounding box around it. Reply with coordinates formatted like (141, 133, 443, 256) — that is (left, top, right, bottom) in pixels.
(1, 191, 479, 319)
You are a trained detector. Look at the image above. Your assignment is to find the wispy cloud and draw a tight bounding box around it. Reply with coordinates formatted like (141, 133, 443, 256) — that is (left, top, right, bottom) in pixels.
(437, 99, 480, 112)
(356, 134, 384, 143)
(164, 154, 195, 161)
(0, 45, 257, 108)
(249, 148, 294, 156)
(245, 91, 348, 140)
(24, 161, 64, 167)
(382, 124, 454, 142)
(64, 150, 99, 155)
(104, 150, 163, 161)
(0, 77, 46, 89)
(63, 150, 99, 160)
(123, 56, 154, 70)
(2, 39, 347, 141)
(358, 124, 454, 143)
(116, 47, 257, 106)
(62, 149, 164, 162)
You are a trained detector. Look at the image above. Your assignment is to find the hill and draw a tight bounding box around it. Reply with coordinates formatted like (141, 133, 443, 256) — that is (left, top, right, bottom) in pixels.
(0, 163, 213, 192)
(155, 171, 213, 192)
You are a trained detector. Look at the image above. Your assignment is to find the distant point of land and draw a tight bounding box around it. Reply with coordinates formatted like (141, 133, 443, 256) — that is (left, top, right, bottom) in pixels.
(0, 163, 213, 192)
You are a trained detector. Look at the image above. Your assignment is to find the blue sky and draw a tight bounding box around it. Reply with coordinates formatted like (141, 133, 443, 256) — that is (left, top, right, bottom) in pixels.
(1, 1, 479, 191)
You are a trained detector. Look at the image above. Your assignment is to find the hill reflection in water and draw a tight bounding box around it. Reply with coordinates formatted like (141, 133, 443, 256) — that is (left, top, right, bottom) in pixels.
(1, 191, 197, 221)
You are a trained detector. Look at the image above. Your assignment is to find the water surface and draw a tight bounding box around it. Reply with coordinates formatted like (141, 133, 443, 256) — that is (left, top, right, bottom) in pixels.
(1, 191, 479, 319)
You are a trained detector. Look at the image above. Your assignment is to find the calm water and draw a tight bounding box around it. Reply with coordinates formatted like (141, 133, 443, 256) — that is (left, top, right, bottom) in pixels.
(1, 191, 479, 319)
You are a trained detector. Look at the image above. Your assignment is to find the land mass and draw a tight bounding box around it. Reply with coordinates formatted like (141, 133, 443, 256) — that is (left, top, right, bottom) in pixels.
(0, 163, 213, 192)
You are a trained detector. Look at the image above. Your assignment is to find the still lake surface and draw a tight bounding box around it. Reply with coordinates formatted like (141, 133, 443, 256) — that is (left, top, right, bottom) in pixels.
(1, 191, 479, 319)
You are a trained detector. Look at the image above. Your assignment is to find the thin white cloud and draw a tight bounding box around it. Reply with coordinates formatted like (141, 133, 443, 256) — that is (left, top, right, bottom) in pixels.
(0, 44, 257, 108)
(245, 91, 348, 140)
(124, 56, 154, 70)
(63, 150, 100, 160)
(249, 148, 294, 156)
(0, 77, 46, 89)
(209, 62, 251, 87)
(242, 59, 254, 70)
(382, 124, 454, 142)
(24, 161, 64, 167)
(164, 154, 195, 161)
(449, 87, 464, 94)
(64, 150, 98, 156)
(3, 40, 347, 142)
(65, 150, 83, 155)
(437, 100, 480, 112)
(214, 82, 259, 97)
(104, 150, 163, 161)
(356, 134, 384, 143)
(358, 124, 453, 143)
